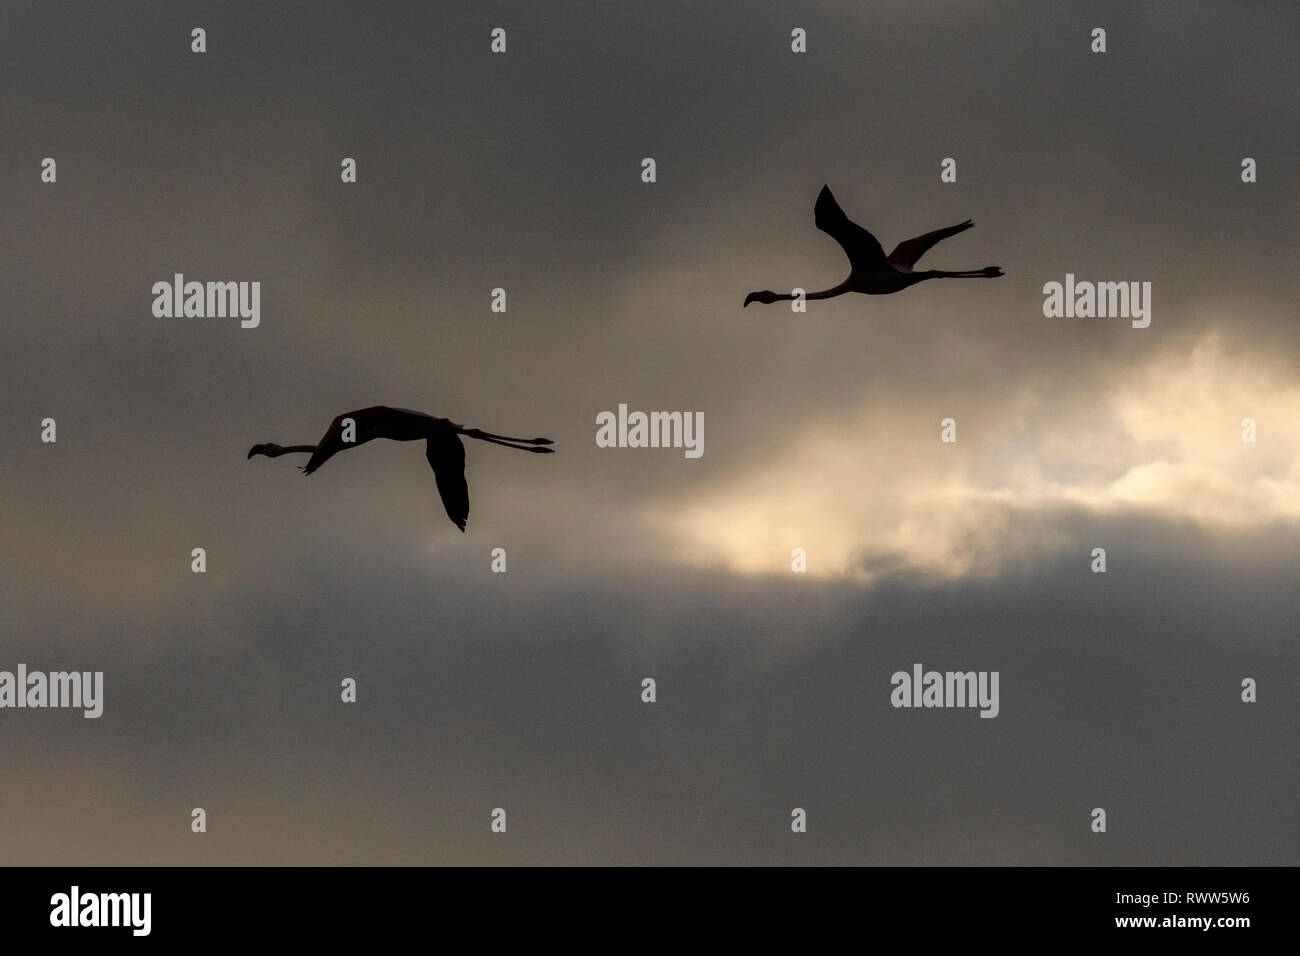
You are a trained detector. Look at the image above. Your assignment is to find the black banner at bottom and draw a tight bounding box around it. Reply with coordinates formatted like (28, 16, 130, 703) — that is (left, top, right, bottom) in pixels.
(0, 866, 1282, 942)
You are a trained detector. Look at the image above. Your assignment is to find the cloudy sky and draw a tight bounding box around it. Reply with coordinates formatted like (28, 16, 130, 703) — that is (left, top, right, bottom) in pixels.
(1, 0, 1296, 864)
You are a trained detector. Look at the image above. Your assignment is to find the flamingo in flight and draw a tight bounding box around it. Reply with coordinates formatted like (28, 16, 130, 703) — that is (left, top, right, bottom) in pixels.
(743, 185, 1003, 307)
(248, 406, 554, 532)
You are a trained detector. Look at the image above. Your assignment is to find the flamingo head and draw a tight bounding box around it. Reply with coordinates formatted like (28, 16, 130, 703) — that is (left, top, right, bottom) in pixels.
(744, 290, 778, 307)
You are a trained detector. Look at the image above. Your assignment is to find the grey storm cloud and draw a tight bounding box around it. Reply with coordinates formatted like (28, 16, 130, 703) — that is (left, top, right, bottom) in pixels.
(0, 0, 1296, 863)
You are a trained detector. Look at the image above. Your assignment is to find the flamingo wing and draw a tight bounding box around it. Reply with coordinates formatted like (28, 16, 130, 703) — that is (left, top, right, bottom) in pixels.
(887, 220, 974, 269)
(301, 405, 414, 475)
(425, 432, 470, 531)
(814, 185, 887, 271)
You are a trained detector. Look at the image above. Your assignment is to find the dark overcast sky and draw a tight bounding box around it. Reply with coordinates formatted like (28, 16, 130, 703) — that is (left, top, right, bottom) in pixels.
(1, 0, 1297, 863)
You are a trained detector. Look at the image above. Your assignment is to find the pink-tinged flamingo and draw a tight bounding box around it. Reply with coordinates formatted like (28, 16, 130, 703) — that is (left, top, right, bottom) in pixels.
(248, 405, 554, 532)
(744, 185, 1003, 306)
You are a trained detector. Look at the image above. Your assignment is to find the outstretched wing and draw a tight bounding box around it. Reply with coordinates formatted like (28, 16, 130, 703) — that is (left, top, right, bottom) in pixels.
(425, 433, 469, 532)
(814, 185, 887, 272)
(887, 220, 974, 269)
(301, 405, 429, 475)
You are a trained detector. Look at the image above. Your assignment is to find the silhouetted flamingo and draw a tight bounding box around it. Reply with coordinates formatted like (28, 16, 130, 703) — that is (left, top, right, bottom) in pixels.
(744, 185, 1003, 306)
(248, 406, 553, 531)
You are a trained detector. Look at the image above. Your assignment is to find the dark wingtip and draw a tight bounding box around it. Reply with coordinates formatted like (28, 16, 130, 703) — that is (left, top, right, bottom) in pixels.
(533, 438, 554, 445)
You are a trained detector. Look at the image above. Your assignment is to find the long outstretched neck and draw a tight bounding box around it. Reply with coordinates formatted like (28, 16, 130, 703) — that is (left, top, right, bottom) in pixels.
(746, 281, 850, 306)
(248, 443, 317, 459)
(805, 280, 852, 300)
